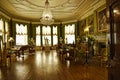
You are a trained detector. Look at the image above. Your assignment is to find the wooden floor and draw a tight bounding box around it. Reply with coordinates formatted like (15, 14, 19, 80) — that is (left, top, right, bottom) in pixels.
(0, 50, 108, 80)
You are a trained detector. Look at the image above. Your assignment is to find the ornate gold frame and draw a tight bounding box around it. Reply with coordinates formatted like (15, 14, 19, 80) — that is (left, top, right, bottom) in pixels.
(97, 7, 108, 32)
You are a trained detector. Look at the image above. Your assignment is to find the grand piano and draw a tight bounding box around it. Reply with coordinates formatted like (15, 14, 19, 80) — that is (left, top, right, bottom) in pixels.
(9, 45, 35, 57)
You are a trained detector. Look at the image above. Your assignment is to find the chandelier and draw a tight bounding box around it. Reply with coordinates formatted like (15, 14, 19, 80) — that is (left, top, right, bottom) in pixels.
(40, 0, 54, 25)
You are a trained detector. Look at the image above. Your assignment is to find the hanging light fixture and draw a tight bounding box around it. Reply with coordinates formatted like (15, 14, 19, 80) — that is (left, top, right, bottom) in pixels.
(40, 0, 54, 25)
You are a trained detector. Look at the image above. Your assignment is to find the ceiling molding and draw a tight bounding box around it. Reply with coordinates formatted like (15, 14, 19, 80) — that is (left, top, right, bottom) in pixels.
(0, 10, 11, 20)
(0, 0, 106, 23)
(62, 19, 77, 24)
(12, 18, 31, 23)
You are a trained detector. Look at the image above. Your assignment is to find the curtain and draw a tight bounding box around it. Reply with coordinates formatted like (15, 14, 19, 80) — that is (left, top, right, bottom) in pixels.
(0, 19, 3, 36)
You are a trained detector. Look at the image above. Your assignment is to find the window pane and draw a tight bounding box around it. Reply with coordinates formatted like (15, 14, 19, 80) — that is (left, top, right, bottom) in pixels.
(16, 24, 28, 45)
(5, 21, 8, 42)
(65, 34, 75, 44)
(53, 26, 58, 45)
(36, 26, 41, 46)
(16, 35, 28, 45)
(65, 24, 75, 44)
(42, 26, 51, 46)
(36, 35, 41, 46)
(53, 35, 57, 45)
(0, 19, 3, 36)
(42, 36, 51, 46)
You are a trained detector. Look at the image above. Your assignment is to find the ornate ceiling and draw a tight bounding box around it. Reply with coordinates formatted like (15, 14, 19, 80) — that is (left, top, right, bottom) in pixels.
(0, 0, 106, 23)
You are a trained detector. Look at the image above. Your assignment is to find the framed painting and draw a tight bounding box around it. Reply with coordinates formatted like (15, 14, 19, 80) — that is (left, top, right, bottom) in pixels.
(80, 19, 86, 31)
(87, 14, 94, 26)
(97, 7, 108, 32)
(87, 15, 94, 34)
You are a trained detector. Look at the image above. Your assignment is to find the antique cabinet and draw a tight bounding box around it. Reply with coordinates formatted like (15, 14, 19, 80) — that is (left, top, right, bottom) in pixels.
(107, 0, 120, 80)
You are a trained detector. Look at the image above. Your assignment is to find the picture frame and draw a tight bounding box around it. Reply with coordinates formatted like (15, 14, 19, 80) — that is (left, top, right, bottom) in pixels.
(87, 14, 94, 26)
(97, 7, 108, 32)
(80, 19, 86, 32)
(87, 15, 94, 34)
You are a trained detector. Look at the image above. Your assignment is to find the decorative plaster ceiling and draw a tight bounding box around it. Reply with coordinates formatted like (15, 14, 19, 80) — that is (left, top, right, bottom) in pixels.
(0, 0, 106, 22)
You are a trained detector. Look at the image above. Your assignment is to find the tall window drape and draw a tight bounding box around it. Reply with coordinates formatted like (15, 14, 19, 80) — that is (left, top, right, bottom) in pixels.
(16, 24, 28, 45)
(5, 21, 8, 42)
(36, 26, 41, 46)
(65, 24, 75, 44)
(0, 19, 3, 50)
(53, 26, 58, 45)
(42, 26, 51, 46)
(0, 19, 3, 36)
